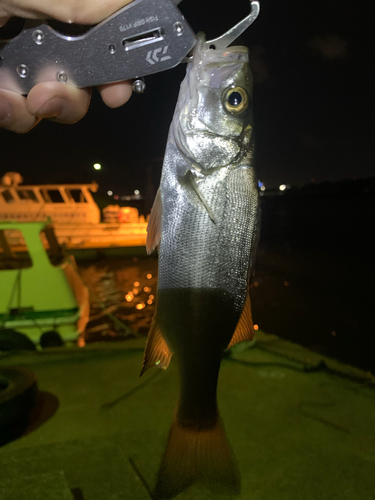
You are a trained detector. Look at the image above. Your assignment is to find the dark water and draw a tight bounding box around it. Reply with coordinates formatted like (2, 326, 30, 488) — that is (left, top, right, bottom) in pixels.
(252, 195, 375, 373)
(79, 256, 158, 340)
(78, 194, 375, 373)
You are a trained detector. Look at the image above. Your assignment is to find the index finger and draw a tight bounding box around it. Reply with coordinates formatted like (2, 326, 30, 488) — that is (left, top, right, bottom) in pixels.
(0, 0, 134, 25)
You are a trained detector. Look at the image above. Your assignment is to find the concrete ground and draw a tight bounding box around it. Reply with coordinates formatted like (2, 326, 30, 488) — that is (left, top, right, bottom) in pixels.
(0, 331, 374, 500)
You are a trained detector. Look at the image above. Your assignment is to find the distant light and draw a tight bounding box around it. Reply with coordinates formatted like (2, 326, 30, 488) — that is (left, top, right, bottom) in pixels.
(258, 181, 264, 188)
(254, 324, 259, 331)
(134, 189, 140, 195)
(143, 286, 151, 293)
(114, 195, 119, 200)
(132, 288, 139, 295)
(146, 273, 152, 279)
(260, 185, 266, 192)
(107, 190, 113, 196)
(147, 299, 153, 305)
(136, 302, 146, 310)
(279, 184, 287, 191)
(93, 163, 101, 170)
(133, 281, 140, 287)
(125, 292, 134, 302)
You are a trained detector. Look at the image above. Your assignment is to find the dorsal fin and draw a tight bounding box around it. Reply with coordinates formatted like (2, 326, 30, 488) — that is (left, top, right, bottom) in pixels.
(226, 289, 254, 350)
(146, 188, 162, 254)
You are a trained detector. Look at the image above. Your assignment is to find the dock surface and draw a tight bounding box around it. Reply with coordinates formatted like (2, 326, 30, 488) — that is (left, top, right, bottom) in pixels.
(1, 332, 374, 499)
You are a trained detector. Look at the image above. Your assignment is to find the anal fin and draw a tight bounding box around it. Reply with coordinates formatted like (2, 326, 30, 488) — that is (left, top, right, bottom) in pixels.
(226, 289, 254, 350)
(141, 312, 172, 376)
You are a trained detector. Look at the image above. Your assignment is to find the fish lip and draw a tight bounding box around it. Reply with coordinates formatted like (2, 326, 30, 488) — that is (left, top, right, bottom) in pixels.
(185, 129, 241, 141)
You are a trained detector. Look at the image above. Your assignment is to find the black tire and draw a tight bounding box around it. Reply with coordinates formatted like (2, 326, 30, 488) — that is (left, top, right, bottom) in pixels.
(40, 330, 64, 348)
(0, 329, 36, 351)
(0, 366, 38, 446)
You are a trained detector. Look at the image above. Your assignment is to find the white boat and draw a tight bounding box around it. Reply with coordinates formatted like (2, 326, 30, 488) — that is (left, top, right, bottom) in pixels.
(0, 221, 89, 348)
(0, 172, 148, 250)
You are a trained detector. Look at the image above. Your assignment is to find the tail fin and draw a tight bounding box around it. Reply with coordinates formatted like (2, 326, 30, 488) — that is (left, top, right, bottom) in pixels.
(153, 412, 241, 499)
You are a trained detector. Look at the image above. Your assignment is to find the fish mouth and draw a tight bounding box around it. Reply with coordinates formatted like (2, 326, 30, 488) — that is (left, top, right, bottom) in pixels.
(194, 31, 249, 60)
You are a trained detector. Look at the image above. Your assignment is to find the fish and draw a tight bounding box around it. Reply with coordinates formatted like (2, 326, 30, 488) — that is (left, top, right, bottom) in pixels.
(143, 32, 260, 499)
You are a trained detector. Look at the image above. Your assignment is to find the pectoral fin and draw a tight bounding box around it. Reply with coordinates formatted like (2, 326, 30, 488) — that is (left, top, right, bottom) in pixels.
(226, 290, 254, 350)
(187, 171, 216, 224)
(146, 188, 162, 254)
(141, 311, 172, 376)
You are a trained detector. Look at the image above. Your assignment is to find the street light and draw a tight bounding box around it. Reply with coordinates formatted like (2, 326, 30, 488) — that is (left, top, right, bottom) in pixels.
(93, 163, 102, 170)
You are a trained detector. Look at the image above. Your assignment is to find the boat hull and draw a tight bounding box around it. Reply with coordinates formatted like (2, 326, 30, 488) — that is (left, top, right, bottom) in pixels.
(1, 222, 89, 348)
(4, 222, 148, 250)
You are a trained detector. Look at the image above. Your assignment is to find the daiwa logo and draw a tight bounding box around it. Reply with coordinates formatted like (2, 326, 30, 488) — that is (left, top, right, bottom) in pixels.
(146, 46, 171, 65)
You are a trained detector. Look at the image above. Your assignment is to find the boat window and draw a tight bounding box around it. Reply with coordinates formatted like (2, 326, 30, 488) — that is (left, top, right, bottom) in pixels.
(40, 189, 64, 203)
(16, 189, 39, 202)
(0, 229, 32, 270)
(65, 189, 87, 203)
(1, 189, 14, 203)
(39, 227, 65, 267)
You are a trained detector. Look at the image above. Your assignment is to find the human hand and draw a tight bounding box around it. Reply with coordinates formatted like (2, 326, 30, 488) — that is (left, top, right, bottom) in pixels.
(0, 0, 134, 133)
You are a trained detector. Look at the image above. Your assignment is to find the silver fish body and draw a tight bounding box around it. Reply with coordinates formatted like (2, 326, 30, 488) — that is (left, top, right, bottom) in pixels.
(144, 33, 260, 499)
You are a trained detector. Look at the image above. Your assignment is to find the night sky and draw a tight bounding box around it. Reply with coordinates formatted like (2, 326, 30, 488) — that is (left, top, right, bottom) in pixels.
(0, 0, 374, 193)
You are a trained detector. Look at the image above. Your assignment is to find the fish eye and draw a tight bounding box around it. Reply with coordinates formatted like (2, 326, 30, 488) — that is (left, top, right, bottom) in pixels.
(223, 87, 249, 114)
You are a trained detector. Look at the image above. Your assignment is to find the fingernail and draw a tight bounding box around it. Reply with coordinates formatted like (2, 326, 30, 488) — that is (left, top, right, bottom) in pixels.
(0, 97, 12, 123)
(35, 97, 65, 118)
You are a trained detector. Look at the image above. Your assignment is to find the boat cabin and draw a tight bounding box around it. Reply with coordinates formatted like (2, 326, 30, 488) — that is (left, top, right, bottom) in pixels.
(0, 172, 100, 224)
